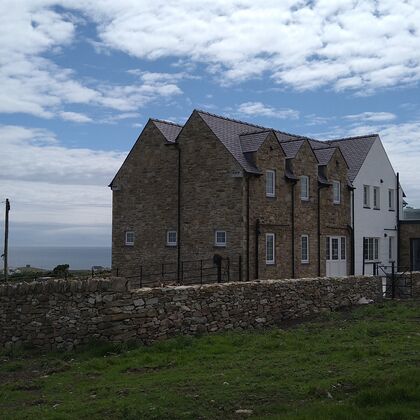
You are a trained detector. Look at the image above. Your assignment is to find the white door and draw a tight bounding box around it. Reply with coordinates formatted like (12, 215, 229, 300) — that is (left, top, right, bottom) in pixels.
(326, 236, 347, 277)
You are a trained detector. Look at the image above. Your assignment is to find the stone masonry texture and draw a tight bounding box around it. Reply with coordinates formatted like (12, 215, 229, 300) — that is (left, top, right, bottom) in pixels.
(111, 112, 353, 282)
(0, 274, 388, 351)
(399, 222, 420, 270)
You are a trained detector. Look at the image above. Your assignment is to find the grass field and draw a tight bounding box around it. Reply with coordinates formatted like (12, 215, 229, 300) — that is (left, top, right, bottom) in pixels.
(1, 300, 419, 419)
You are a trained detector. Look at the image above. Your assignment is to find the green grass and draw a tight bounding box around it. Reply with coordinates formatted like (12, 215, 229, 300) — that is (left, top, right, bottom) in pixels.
(1, 300, 419, 419)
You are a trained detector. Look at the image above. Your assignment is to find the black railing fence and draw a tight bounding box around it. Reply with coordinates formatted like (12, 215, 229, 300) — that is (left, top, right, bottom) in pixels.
(121, 254, 243, 289)
(369, 261, 413, 299)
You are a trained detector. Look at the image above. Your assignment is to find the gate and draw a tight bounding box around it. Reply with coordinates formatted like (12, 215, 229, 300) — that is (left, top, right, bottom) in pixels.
(373, 262, 413, 299)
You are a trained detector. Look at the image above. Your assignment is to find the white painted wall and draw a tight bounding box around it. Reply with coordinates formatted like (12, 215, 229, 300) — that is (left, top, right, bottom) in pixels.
(352, 138, 400, 275)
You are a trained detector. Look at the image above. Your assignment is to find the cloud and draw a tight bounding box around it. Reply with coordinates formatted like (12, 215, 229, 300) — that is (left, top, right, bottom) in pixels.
(344, 112, 397, 122)
(0, 124, 124, 186)
(238, 102, 299, 119)
(0, 123, 126, 244)
(59, 111, 92, 123)
(0, 2, 184, 120)
(71, 0, 420, 92)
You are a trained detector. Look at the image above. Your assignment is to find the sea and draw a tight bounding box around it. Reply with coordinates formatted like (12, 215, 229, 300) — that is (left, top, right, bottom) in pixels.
(8, 246, 112, 270)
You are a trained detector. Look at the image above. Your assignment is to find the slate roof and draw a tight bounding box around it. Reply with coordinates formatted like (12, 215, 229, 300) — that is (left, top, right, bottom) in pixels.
(313, 147, 336, 166)
(239, 130, 272, 153)
(280, 139, 306, 158)
(327, 135, 378, 182)
(151, 119, 183, 143)
(131, 111, 379, 185)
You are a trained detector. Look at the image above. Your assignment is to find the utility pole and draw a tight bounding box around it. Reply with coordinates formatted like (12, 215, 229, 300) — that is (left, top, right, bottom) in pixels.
(3, 199, 10, 281)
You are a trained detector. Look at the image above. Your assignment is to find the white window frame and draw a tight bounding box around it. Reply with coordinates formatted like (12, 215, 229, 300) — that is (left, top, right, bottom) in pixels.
(300, 175, 309, 201)
(166, 230, 177, 246)
(364, 237, 379, 261)
(215, 230, 227, 247)
(266, 170, 276, 197)
(373, 186, 380, 209)
(266, 233, 275, 265)
(125, 231, 135, 246)
(301, 235, 309, 263)
(333, 180, 341, 204)
(363, 185, 370, 208)
(388, 189, 395, 211)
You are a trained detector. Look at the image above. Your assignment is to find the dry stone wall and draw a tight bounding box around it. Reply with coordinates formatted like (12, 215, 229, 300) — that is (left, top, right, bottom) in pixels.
(0, 275, 384, 351)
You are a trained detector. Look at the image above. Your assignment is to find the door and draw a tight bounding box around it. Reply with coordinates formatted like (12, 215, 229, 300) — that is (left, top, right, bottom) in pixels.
(411, 239, 420, 271)
(326, 236, 347, 277)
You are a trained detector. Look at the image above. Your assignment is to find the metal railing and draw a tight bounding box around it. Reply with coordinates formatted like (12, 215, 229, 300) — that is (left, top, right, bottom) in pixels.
(120, 254, 243, 289)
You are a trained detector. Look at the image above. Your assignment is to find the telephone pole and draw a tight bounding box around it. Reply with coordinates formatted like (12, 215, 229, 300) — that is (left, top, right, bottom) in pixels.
(3, 199, 10, 281)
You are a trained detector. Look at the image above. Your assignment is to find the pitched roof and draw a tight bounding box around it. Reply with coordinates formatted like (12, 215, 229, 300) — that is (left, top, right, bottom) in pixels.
(313, 147, 336, 166)
(151, 119, 183, 143)
(137, 111, 379, 183)
(239, 130, 272, 153)
(327, 135, 378, 181)
(280, 139, 306, 158)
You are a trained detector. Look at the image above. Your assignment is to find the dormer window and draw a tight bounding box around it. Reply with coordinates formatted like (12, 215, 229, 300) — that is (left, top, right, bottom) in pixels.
(300, 175, 309, 200)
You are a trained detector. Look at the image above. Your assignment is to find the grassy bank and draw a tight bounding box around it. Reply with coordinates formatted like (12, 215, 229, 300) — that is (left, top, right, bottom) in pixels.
(1, 300, 419, 419)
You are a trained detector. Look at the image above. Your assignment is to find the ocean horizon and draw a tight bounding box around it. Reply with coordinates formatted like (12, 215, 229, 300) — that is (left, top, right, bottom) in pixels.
(7, 246, 112, 270)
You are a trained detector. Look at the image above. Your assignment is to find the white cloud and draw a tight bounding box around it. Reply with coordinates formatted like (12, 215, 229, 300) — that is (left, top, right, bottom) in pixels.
(238, 102, 299, 119)
(0, 123, 126, 244)
(70, 0, 420, 92)
(59, 111, 92, 123)
(0, 2, 184, 119)
(0, 124, 124, 185)
(344, 112, 397, 122)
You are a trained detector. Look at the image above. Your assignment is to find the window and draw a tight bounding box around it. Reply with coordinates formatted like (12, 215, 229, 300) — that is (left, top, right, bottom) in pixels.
(389, 236, 394, 261)
(364, 238, 379, 261)
(125, 231, 134, 246)
(373, 187, 380, 209)
(300, 175, 309, 200)
(266, 233, 275, 265)
(388, 189, 395, 210)
(301, 235, 309, 263)
(331, 238, 339, 260)
(363, 185, 370, 208)
(166, 230, 177, 246)
(266, 170, 276, 197)
(333, 181, 341, 204)
(341, 237, 346, 260)
(215, 230, 227, 247)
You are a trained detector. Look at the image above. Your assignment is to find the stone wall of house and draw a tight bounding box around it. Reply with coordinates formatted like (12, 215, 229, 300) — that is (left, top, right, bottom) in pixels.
(0, 275, 383, 351)
(178, 112, 246, 280)
(248, 133, 291, 280)
(399, 222, 420, 270)
(111, 121, 179, 278)
(320, 148, 352, 276)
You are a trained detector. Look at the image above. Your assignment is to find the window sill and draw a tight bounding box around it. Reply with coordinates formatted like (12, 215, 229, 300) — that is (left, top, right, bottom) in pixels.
(333, 202, 341, 205)
(125, 244, 134, 247)
(266, 262, 275, 266)
(373, 207, 380, 211)
(388, 209, 395, 212)
(301, 261, 310, 265)
(166, 244, 177, 248)
(300, 198, 310, 202)
(266, 194, 276, 198)
(363, 206, 371, 209)
(214, 245, 226, 248)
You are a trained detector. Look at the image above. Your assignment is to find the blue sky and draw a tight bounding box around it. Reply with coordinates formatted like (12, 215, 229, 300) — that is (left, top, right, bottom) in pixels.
(1, 0, 420, 247)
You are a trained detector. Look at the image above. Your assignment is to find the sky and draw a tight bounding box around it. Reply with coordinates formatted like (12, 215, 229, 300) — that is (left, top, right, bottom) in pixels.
(1, 0, 420, 247)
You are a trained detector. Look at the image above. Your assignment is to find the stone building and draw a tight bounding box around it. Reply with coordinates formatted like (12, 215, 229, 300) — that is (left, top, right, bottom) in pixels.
(399, 208, 420, 271)
(110, 110, 354, 281)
